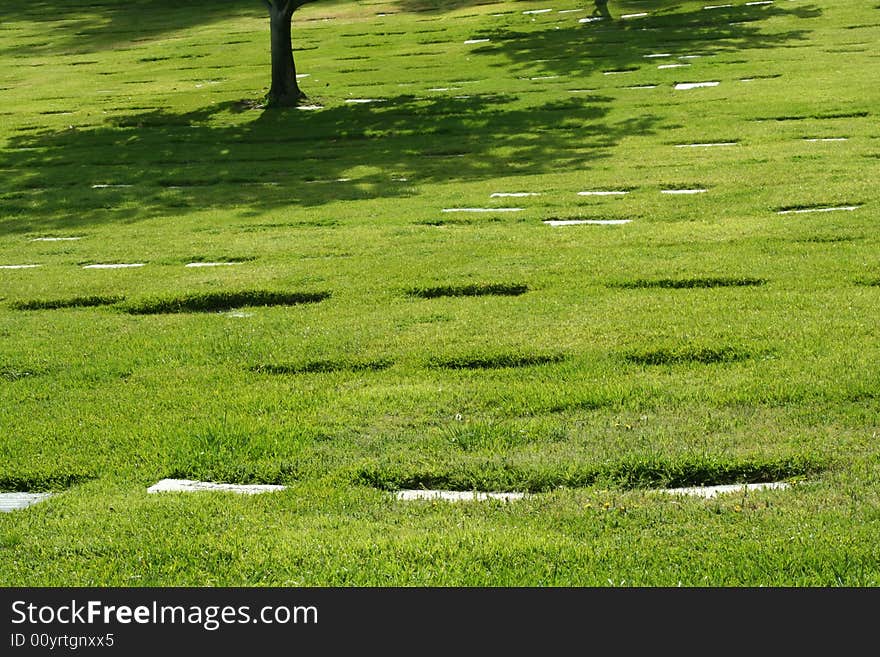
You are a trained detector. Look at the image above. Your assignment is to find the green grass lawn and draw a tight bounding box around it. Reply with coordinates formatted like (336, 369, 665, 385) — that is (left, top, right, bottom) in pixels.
(0, 0, 878, 586)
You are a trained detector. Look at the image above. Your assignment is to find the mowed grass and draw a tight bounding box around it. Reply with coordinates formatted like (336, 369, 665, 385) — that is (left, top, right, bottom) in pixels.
(0, 0, 878, 585)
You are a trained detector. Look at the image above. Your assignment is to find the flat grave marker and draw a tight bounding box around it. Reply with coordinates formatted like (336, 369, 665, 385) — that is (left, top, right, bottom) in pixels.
(83, 263, 145, 269)
(674, 81, 719, 90)
(777, 205, 859, 215)
(656, 482, 789, 499)
(396, 489, 525, 502)
(675, 142, 737, 148)
(442, 207, 524, 213)
(544, 219, 632, 226)
(147, 479, 286, 495)
(0, 492, 52, 512)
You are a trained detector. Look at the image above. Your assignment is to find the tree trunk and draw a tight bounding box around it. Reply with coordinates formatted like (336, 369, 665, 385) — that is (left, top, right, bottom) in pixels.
(593, 0, 612, 19)
(266, 2, 304, 106)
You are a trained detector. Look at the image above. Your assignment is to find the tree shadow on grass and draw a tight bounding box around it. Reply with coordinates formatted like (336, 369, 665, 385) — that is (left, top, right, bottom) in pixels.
(0, 92, 657, 234)
(0, 0, 260, 55)
(465, 2, 822, 78)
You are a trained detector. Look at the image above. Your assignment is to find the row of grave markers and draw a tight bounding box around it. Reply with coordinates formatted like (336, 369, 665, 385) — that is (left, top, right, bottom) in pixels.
(313, 0, 788, 105)
(1, 262, 243, 270)
(1, 202, 861, 269)
(0, 480, 793, 513)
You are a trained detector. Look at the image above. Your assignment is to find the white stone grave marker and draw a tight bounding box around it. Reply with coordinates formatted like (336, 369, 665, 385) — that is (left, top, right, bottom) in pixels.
(442, 207, 523, 213)
(83, 263, 145, 269)
(656, 482, 789, 499)
(147, 479, 286, 495)
(0, 492, 52, 512)
(674, 81, 719, 90)
(777, 206, 859, 215)
(396, 489, 525, 502)
(544, 219, 632, 226)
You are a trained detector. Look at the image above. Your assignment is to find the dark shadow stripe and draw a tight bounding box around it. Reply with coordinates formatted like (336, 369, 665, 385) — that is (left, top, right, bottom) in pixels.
(624, 346, 753, 365)
(249, 359, 393, 375)
(0, 472, 94, 493)
(120, 290, 330, 314)
(428, 353, 565, 370)
(406, 283, 528, 298)
(354, 455, 824, 494)
(608, 277, 766, 290)
(10, 294, 125, 310)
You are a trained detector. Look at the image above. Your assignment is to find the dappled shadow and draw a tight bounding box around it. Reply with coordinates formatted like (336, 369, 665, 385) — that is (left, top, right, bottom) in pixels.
(465, 2, 822, 78)
(393, 0, 506, 13)
(395, 0, 614, 17)
(0, 0, 260, 55)
(0, 92, 657, 233)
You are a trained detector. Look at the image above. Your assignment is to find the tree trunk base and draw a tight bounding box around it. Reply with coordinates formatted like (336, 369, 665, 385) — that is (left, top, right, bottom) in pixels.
(265, 89, 308, 108)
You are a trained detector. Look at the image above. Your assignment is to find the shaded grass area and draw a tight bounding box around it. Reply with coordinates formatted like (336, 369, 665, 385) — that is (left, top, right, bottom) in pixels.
(406, 282, 529, 298)
(0, 0, 259, 55)
(355, 454, 826, 494)
(9, 294, 125, 310)
(427, 353, 566, 370)
(466, 2, 823, 80)
(608, 277, 767, 290)
(163, 463, 299, 487)
(249, 359, 394, 375)
(0, 94, 639, 234)
(0, 472, 94, 493)
(119, 290, 330, 314)
(0, 366, 46, 382)
(623, 346, 755, 366)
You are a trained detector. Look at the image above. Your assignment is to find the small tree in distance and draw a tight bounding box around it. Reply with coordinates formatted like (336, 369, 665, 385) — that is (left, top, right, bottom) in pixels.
(264, 0, 317, 107)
